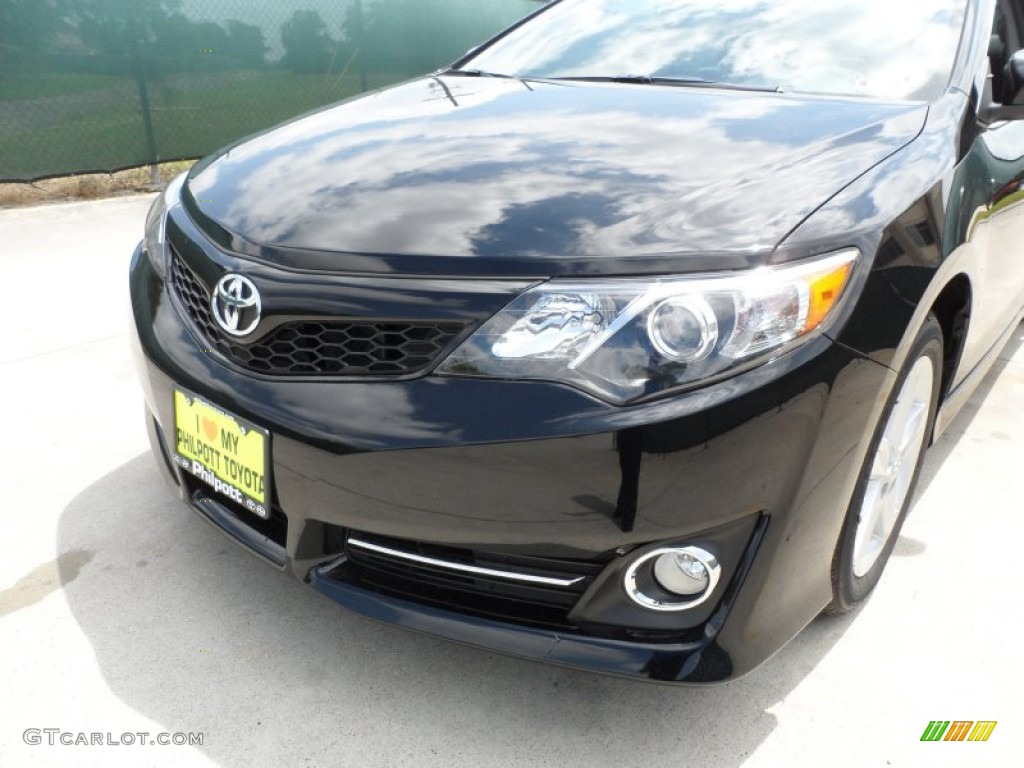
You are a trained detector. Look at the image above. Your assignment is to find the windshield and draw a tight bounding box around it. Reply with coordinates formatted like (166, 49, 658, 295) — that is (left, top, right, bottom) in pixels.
(461, 0, 968, 101)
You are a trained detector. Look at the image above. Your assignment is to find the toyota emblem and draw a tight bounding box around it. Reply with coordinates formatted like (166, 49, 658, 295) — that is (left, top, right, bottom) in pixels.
(211, 274, 261, 337)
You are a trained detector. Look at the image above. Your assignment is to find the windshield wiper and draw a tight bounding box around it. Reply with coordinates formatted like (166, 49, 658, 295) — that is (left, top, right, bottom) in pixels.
(439, 68, 534, 91)
(545, 75, 781, 93)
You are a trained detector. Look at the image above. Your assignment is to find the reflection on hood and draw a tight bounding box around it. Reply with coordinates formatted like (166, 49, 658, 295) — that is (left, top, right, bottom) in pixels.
(189, 77, 927, 266)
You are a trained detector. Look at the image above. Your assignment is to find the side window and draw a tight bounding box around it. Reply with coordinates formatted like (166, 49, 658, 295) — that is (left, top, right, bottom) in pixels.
(991, 1, 1023, 103)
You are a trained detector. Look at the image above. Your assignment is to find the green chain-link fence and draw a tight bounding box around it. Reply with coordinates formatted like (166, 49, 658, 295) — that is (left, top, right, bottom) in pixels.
(0, 0, 543, 181)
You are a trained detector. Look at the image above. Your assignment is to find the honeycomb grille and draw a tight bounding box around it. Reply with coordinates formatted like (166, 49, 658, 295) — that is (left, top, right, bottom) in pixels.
(169, 248, 467, 376)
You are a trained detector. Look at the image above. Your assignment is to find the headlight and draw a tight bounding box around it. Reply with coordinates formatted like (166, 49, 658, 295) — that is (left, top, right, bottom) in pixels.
(436, 249, 858, 404)
(143, 173, 186, 279)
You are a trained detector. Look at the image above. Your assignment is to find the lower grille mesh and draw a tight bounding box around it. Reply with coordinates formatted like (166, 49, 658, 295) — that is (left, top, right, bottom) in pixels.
(325, 532, 605, 631)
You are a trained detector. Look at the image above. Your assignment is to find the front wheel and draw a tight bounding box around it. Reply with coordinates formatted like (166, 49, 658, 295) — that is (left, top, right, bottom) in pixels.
(827, 315, 943, 614)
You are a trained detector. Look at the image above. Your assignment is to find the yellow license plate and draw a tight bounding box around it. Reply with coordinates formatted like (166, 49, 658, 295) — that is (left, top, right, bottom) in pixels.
(173, 389, 270, 518)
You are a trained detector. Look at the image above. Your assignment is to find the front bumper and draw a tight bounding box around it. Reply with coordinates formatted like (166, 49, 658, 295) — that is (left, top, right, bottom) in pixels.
(130, 243, 895, 682)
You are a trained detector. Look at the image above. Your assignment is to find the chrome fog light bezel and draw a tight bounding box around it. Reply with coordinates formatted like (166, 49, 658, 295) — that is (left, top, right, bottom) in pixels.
(623, 546, 721, 612)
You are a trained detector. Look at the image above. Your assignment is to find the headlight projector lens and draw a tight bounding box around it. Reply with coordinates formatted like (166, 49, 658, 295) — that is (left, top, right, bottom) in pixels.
(647, 297, 719, 362)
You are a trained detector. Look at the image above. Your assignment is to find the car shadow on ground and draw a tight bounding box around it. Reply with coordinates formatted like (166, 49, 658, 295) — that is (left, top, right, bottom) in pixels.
(53, 452, 858, 767)
(52, 329, 1020, 767)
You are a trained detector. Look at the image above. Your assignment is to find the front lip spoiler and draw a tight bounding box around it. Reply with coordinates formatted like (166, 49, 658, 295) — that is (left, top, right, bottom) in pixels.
(308, 563, 718, 683)
(307, 516, 769, 683)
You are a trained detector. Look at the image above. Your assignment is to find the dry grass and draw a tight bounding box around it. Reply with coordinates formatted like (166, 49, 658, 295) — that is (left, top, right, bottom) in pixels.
(0, 160, 196, 208)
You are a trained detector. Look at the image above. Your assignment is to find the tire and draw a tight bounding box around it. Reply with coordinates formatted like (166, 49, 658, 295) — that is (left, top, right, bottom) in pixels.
(826, 315, 943, 614)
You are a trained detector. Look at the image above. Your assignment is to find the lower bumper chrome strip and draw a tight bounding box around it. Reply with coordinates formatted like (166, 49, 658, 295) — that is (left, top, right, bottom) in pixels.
(346, 537, 586, 588)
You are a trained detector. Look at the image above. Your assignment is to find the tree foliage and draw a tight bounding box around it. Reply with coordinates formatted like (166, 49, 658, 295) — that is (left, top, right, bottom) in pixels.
(71, 0, 182, 53)
(280, 9, 340, 74)
(226, 21, 267, 69)
(0, 0, 68, 66)
(348, 0, 532, 75)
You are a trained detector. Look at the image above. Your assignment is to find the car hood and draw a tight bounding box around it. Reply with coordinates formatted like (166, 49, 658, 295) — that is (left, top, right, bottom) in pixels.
(186, 76, 927, 277)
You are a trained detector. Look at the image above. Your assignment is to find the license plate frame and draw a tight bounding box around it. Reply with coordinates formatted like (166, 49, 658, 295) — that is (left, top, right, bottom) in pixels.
(172, 388, 271, 519)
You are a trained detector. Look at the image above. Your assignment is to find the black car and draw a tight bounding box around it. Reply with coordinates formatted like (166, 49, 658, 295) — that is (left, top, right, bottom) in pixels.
(130, 0, 1024, 682)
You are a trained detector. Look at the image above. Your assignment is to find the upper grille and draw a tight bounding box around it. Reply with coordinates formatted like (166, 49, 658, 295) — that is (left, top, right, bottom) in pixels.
(169, 247, 467, 376)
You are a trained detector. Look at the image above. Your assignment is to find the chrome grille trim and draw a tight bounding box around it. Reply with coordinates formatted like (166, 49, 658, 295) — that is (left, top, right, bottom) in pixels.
(346, 537, 587, 588)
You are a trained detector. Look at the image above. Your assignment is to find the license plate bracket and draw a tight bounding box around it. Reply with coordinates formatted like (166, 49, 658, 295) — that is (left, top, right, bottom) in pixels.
(172, 388, 271, 519)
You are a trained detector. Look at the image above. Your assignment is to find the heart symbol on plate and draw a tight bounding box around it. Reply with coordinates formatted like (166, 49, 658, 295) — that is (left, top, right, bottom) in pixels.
(202, 417, 218, 442)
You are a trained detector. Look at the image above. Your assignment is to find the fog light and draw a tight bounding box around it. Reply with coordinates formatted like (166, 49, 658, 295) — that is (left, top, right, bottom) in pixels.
(623, 546, 721, 612)
(654, 551, 710, 596)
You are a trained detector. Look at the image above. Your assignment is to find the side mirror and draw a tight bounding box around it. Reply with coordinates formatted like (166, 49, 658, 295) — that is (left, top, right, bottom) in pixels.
(980, 50, 1024, 122)
(1008, 49, 1024, 105)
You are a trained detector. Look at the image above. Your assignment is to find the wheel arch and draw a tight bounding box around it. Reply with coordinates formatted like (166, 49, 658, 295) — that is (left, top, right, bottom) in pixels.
(927, 273, 973, 405)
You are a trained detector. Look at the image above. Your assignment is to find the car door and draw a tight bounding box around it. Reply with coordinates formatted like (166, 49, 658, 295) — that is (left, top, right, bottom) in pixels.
(951, 0, 1024, 383)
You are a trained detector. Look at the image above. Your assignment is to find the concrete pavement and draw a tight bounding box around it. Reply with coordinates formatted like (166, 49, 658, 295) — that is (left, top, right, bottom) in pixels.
(0, 195, 1021, 767)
